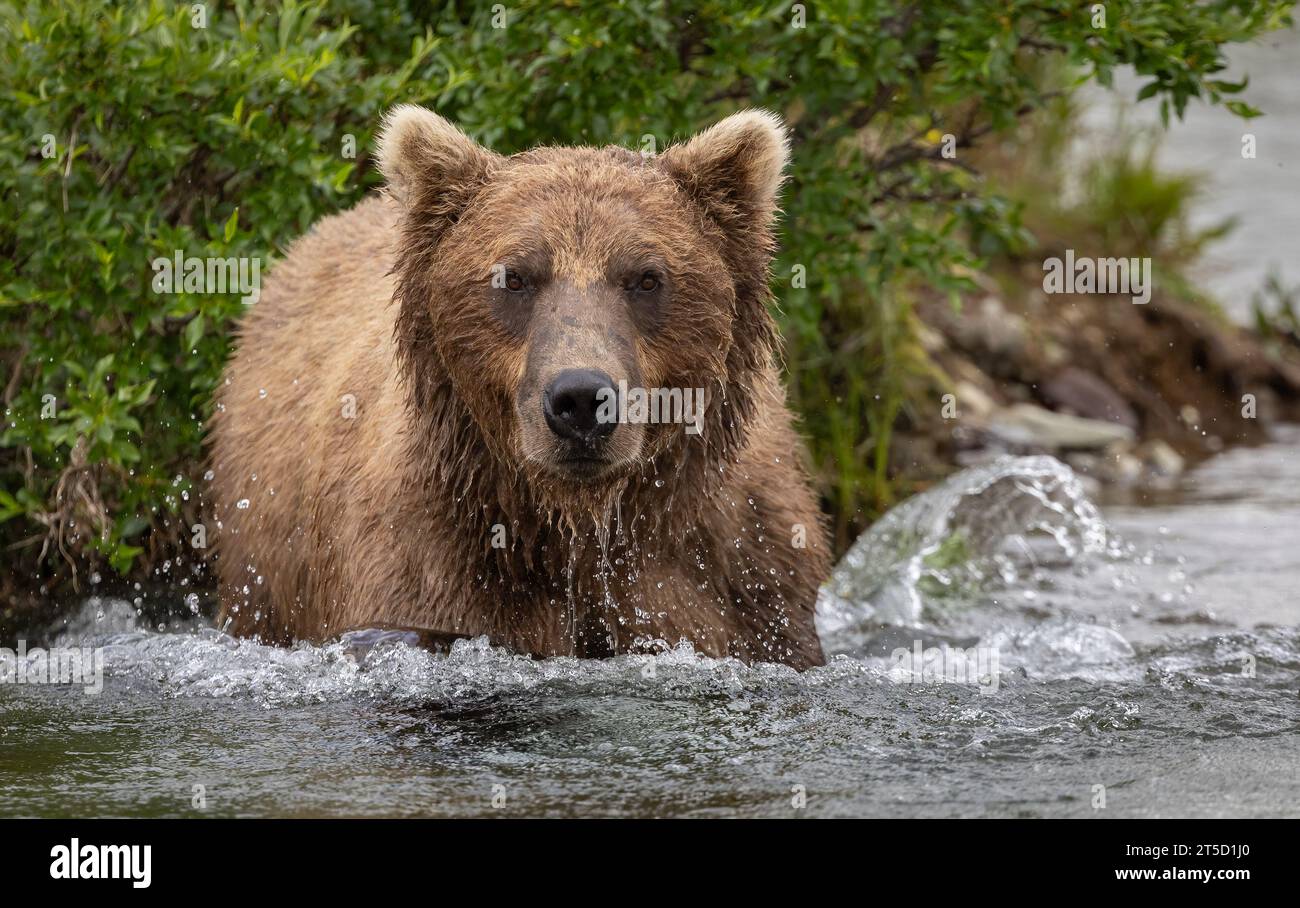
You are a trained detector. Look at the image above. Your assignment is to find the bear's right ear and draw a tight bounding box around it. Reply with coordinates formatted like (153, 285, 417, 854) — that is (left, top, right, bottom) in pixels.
(376, 105, 497, 208)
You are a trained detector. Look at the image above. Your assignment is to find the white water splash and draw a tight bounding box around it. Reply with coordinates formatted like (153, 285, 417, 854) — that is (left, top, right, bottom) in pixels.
(817, 456, 1112, 638)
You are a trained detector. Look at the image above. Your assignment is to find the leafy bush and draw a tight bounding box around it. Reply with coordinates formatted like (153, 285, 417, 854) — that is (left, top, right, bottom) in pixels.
(0, 0, 1290, 588)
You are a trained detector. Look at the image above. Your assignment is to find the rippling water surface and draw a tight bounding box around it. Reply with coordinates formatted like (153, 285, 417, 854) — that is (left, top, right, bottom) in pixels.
(3, 431, 1298, 818)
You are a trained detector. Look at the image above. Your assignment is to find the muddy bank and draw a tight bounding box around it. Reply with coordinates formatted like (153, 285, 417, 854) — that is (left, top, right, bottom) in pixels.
(891, 263, 1300, 497)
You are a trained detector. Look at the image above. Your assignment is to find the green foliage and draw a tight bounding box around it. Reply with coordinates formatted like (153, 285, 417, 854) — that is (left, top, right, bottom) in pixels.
(1059, 129, 1233, 263)
(994, 97, 1238, 323)
(0, 0, 1290, 580)
(0, 0, 440, 579)
(1252, 271, 1300, 348)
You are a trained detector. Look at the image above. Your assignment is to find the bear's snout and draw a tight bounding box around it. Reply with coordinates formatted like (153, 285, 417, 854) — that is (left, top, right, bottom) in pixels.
(542, 369, 617, 444)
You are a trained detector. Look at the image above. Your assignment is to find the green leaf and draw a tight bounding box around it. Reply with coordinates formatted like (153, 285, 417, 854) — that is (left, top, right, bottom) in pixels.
(1224, 99, 1263, 119)
(223, 208, 239, 243)
(184, 313, 206, 351)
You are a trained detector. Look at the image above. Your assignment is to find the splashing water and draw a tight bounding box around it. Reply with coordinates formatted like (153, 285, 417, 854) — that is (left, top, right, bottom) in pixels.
(818, 456, 1111, 635)
(3, 442, 1299, 818)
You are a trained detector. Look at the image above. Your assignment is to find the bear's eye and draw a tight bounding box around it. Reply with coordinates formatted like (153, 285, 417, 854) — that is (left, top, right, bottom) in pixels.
(504, 271, 526, 293)
(633, 272, 661, 293)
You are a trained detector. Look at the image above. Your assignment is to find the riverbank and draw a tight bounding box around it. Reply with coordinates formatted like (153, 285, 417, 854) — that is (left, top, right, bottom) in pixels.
(831, 69, 1300, 549)
(897, 269, 1300, 489)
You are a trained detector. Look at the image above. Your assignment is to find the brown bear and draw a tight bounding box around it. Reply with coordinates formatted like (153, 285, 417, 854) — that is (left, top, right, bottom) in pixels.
(208, 105, 830, 668)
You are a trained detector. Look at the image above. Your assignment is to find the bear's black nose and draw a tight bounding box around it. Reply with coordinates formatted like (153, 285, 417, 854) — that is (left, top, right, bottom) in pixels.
(543, 369, 617, 442)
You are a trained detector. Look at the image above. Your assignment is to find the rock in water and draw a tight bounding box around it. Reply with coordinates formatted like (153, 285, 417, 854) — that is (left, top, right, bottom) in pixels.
(987, 402, 1136, 451)
(1041, 367, 1139, 430)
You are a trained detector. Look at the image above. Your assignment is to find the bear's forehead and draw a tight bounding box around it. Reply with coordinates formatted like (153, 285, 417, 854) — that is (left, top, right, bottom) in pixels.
(461, 148, 701, 282)
(487, 147, 679, 212)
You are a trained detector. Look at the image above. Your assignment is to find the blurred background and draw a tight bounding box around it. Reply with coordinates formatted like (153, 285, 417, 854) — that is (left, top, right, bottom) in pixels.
(1079, 26, 1299, 320)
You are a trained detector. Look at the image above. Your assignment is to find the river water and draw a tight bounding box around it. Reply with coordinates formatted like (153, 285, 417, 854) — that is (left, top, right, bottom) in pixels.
(2, 436, 1296, 818)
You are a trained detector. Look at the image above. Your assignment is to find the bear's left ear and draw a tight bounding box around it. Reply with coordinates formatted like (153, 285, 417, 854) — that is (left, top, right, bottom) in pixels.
(659, 110, 790, 240)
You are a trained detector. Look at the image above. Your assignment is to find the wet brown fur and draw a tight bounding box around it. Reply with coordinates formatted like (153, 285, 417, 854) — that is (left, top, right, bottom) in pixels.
(209, 107, 830, 668)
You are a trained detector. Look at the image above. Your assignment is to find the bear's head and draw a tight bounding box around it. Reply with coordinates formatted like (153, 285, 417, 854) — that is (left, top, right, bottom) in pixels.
(379, 106, 787, 506)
